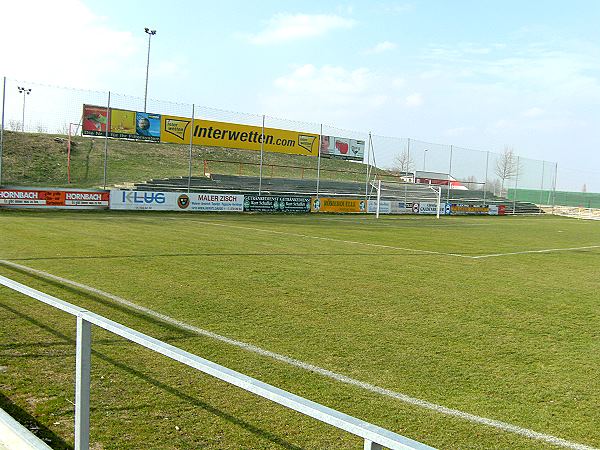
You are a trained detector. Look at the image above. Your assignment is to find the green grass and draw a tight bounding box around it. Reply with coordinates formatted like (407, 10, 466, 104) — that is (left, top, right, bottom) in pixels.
(1, 211, 600, 449)
(1, 131, 380, 188)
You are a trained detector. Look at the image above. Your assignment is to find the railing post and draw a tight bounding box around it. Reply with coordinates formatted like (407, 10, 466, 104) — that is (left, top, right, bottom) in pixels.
(364, 439, 383, 450)
(75, 315, 91, 450)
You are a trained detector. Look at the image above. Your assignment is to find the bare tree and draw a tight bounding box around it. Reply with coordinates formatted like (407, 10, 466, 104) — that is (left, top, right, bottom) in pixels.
(465, 175, 478, 190)
(8, 120, 22, 131)
(495, 146, 520, 195)
(392, 150, 414, 174)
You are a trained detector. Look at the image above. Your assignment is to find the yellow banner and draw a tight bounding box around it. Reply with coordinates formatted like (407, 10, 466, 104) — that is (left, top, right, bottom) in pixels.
(110, 109, 136, 135)
(311, 197, 366, 213)
(161, 116, 319, 157)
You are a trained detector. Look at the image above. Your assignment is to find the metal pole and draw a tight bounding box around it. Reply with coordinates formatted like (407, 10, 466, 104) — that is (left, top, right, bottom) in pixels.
(483, 151, 489, 204)
(364, 438, 383, 450)
(316, 124, 322, 197)
(512, 156, 520, 214)
(22, 91, 26, 132)
(187, 104, 195, 193)
(75, 316, 91, 450)
(258, 115, 264, 195)
(0, 76, 5, 186)
(404, 138, 410, 206)
(447, 145, 453, 203)
(103, 91, 110, 190)
(436, 186, 442, 219)
(143, 30, 155, 113)
(552, 162, 558, 212)
(540, 161, 545, 206)
(375, 179, 381, 218)
(364, 132, 372, 200)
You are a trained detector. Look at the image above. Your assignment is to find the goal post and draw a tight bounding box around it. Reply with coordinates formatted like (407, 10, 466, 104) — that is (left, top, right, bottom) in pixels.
(369, 178, 443, 218)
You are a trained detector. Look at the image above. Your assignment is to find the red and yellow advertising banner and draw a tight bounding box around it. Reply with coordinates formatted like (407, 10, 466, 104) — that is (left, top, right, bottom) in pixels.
(161, 115, 319, 157)
(310, 197, 367, 213)
(0, 189, 109, 209)
(82, 104, 109, 136)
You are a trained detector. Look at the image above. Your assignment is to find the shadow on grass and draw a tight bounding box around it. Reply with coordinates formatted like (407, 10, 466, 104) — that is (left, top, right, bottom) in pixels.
(0, 392, 73, 450)
(0, 302, 305, 450)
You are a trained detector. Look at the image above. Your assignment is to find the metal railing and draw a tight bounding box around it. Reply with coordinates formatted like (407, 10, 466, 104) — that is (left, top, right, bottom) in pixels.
(0, 275, 435, 450)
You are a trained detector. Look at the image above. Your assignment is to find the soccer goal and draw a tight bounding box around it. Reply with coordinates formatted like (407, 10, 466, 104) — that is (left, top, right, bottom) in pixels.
(368, 178, 443, 218)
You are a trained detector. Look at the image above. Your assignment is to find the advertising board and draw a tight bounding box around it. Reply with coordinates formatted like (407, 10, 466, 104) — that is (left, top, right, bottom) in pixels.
(161, 116, 319, 157)
(244, 196, 311, 212)
(367, 200, 391, 214)
(411, 202, 449, 215)
(82, 105, 161, 142)
(450, 204, 490, 215)
(311, 197, 366, 213)
(110, 190, 243, 212)
(0, 189, 109, 209)
(320, 135, 365, 161)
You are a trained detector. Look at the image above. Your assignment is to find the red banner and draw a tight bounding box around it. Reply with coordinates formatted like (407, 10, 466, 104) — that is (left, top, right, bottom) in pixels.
(0, 189, 109, 209)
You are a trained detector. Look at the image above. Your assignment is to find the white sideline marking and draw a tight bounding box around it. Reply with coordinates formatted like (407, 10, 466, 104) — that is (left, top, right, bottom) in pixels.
(473, 245, 600, 259)
(0, 260, 596, 450)
(185, 219, 600, 260)
(179, 219, 472, 259)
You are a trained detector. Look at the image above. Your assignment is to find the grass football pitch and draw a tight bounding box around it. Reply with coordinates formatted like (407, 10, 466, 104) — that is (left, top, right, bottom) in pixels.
(1, 210, 599, 449)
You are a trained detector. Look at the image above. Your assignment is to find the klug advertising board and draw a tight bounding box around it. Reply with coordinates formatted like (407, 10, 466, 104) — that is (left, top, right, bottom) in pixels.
(244, 196, 311, 212)
(0, 188, 109, 209)
(110, 190, 243, 212)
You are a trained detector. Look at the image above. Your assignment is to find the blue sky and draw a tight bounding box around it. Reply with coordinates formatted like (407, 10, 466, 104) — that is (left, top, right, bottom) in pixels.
(1, 0, 599, 190)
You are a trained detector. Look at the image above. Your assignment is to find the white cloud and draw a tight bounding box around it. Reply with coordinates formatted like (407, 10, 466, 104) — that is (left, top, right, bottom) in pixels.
(0, 0, 139, 88)
(260, 64, 392, 126)
(382, 3, 415, 14)
(241, 13, 355, 45)
(405, 93, 423, 107)
(521, 107, 545, 118)
(367, 41, 397, 54)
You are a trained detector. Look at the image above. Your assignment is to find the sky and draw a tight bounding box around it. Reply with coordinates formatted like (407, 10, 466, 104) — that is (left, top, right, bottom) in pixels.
(1, 0, 599, 191)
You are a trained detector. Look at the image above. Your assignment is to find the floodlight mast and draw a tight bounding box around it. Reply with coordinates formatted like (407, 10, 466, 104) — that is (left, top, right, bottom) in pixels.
(144, 27, 157, 113)
(17, 86, 31, 132)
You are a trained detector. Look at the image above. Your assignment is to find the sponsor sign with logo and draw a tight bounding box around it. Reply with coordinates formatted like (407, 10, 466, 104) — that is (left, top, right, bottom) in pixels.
(82, 105, 161, 142)
(82, 104, 109, 136)
(367, 200, 391, 214)
(488, 205, 506, 216)
(450, 204, 490, 215)
(110, 190, 244, 212)
(160, 116, 319, 157)
(320, 135, 365, 161)
(311, 197, 367, 213)
(0, 189, 109, 209)
(244, 196, 311, 213)
(411, 202, 449, 215)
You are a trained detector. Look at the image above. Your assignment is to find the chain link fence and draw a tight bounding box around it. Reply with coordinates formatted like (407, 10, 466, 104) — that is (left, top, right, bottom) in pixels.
(1, 76, 594, 207)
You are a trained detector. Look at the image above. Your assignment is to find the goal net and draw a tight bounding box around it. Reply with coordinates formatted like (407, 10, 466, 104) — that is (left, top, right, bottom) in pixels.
(367, 178, 444, 218)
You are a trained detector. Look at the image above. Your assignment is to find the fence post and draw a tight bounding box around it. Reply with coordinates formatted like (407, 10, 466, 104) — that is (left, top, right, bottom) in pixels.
(512, 156, 520, 214)
(316, 124, 322, 197)
(0, 76, 5, 186)
(447, 145, 453, 202)
(539, 160, 545, 207)
(187, 104, 195, 193)
(75, 315, 92, 450)
(258, 114, 265, 195)
(483, 150, 489, 204)
(102, 91, 110, 190)
(364, 132, 372, 201)
(364, 439, 383, 450)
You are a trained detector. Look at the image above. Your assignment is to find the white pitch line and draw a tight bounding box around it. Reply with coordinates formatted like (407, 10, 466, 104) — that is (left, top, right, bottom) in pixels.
(178, 219, 472, 259)
(473, 245, 600, 259)
(0, 260, 596, 450)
